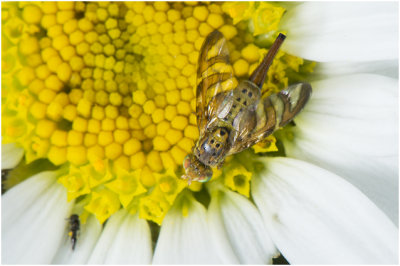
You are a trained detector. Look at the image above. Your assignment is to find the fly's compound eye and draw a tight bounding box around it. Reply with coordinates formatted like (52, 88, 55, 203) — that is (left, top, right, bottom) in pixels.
(198, 175, 211, 183)
(198, 169, 212, 183)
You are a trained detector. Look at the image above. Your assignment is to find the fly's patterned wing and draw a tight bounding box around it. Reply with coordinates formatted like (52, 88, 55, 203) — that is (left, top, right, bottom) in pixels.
(196, 30, 237, 135)
(227, 82, 312, 155)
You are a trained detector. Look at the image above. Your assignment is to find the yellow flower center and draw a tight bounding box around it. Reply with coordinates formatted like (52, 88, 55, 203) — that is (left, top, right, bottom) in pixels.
(2, 2, 315, 225)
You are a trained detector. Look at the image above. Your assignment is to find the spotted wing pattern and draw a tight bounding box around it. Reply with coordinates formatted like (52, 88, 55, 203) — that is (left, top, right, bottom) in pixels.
(196, 30, 237, 135)
(227, 82, 312, 155)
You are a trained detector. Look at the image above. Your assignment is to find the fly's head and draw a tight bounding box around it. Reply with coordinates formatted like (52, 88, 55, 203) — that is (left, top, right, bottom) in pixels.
(182, 153, 213, 184)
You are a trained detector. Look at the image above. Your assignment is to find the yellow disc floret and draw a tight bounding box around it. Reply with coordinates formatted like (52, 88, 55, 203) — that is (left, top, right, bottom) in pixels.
(85, 189, 120, 224)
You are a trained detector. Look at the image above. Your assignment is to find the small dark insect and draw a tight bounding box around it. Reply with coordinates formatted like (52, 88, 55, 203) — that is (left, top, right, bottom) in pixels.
(182, 30, 312, 183)
(67, 214, 80, 251)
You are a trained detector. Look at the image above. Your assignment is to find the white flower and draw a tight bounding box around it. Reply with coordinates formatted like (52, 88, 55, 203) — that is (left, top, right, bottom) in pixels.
(2, 2, 398, 265)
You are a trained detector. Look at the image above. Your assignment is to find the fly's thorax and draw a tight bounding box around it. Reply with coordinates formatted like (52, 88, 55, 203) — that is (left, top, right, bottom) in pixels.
(215, 81, 261, 123)
(234, 80, 261, 107)
(194, 127, 230, 167)
(207, 80, 261, 145)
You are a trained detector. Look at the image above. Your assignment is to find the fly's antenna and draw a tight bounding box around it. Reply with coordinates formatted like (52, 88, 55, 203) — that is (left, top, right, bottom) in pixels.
(249, 33, 286, 88)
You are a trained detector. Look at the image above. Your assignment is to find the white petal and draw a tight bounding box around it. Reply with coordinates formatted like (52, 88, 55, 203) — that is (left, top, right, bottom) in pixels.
(312, 60, 398, 80)
(252, 157, 398, 264)
(208, 186, 277, 264)
(2, 171, 55, 225)
(2, 171, 74, 264)
(280, 2, 398, 62)
(87, 209, 152, 264)
(86, 210, 125, 264)
(284, 74, 398, 223)
(103, 211, 152, 264)
(153, 194, 227, 264)
(52, 215, 102, 264)
(2, 143, 24, 169)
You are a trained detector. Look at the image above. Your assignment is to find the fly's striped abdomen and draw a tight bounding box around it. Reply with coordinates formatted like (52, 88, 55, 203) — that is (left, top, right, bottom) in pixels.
(267, 83, 312, 130)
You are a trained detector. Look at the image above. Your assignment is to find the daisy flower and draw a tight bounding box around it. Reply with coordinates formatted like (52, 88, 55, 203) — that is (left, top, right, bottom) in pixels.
(2, 1, 398, 264)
